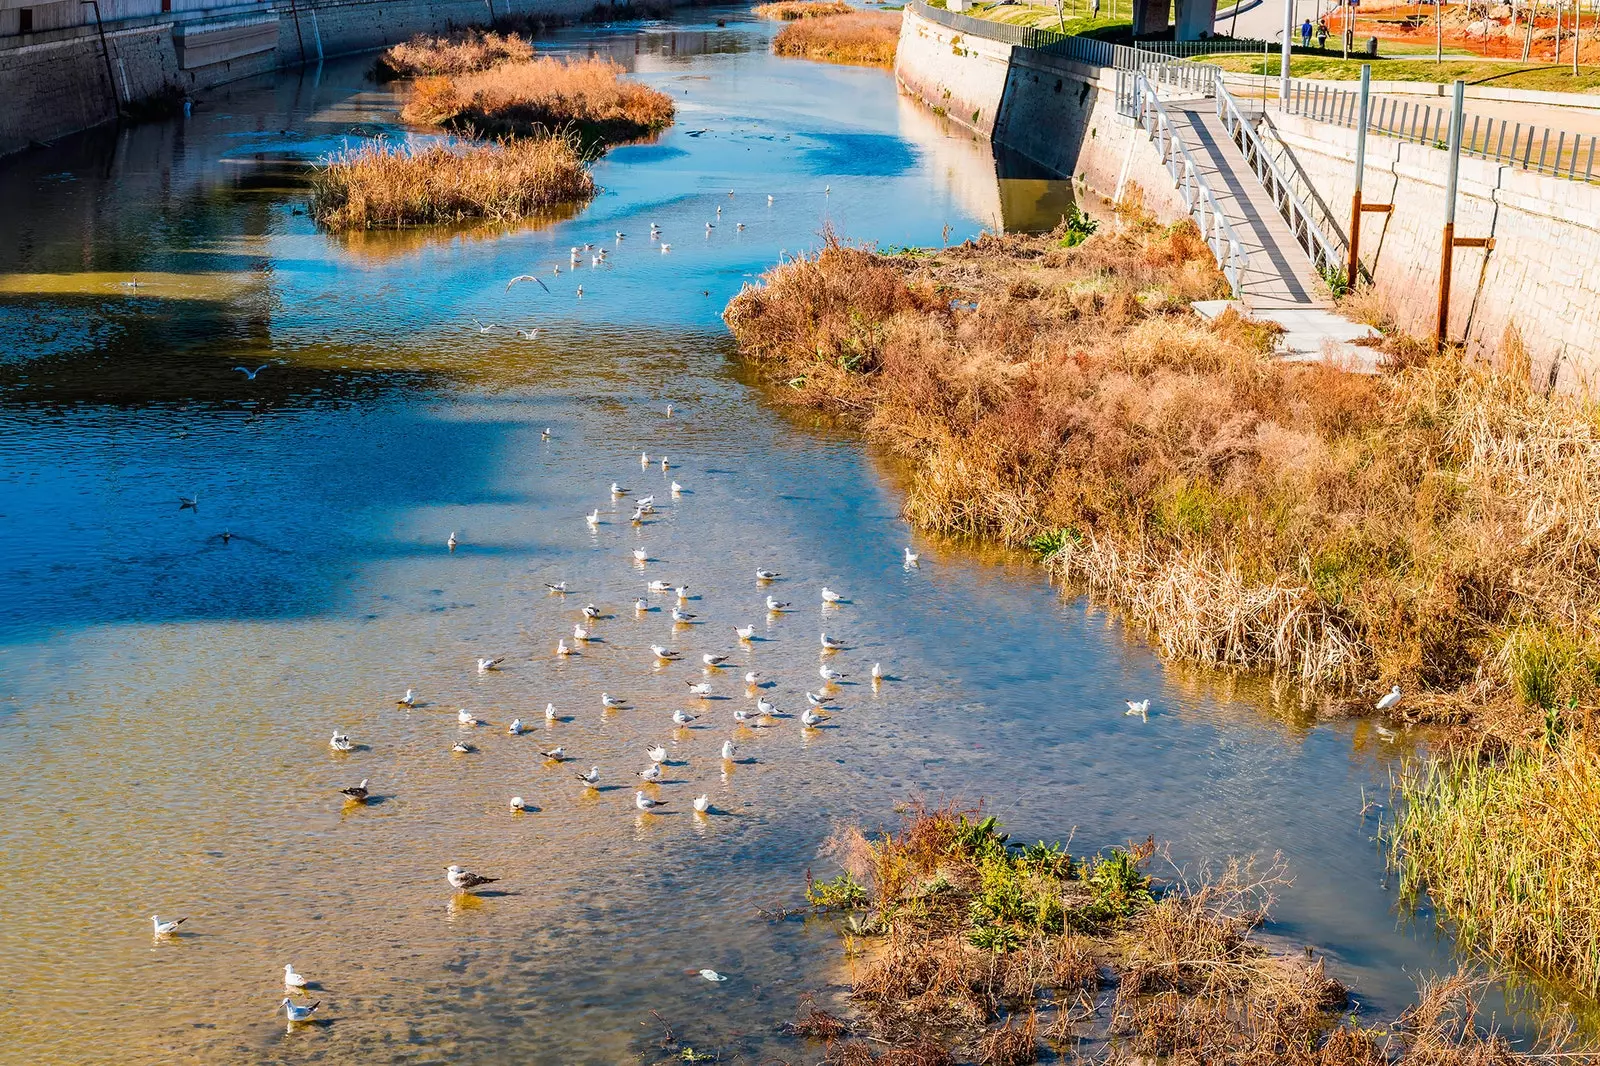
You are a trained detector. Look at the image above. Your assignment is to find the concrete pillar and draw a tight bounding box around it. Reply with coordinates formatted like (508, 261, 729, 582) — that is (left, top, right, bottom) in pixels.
(1131, 0, 1168, 37)
(1175, 0, 1217, 39)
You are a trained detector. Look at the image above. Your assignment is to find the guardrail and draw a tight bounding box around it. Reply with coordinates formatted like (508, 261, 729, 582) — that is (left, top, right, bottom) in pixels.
(1130, 71, 1248, 296)
(1216, 81, 1344, 281)
(1278, 77, 1600, 185)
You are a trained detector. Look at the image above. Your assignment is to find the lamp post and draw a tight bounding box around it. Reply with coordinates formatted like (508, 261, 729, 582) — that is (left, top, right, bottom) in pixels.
(1282, 0, 1294, 100)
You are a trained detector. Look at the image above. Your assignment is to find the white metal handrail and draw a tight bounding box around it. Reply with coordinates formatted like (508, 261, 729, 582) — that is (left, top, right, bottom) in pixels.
(1132, 72, 1247, 298)
(1214, 81, 1344, 280)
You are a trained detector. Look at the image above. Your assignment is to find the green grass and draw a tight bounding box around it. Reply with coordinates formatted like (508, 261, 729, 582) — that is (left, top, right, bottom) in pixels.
(964, 0, 1131, 36)
(1205, 49, 1600, 92)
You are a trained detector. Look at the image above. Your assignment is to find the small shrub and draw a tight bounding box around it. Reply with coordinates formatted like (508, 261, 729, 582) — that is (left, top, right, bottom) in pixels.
(809, 872, 870, 910)
(1083, 848, 1152, 922)
(753, 0, 853, 17)
(772, 11, 900, 67)
(374, 29, 532, 78)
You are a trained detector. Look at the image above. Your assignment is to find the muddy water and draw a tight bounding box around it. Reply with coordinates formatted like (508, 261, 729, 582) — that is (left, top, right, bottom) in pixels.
(0, 7, 1550, 1064)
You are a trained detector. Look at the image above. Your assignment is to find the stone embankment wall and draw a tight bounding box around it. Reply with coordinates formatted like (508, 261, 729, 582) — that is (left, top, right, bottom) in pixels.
(1270, 112, 1600, 390)
(0, 0, 629, 157)
(893, 6, 1188, 225)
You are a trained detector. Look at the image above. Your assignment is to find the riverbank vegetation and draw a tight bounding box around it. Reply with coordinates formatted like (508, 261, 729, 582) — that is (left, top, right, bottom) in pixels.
(400, 55, 676, 144)
(753, 0, 853, 18)
(772, 10, 901, 66)
(309, 136, 592, 231)
(788, 804, 1557, 1063)
(373, 29, 533, 79)
(722, 211, 1600, 995)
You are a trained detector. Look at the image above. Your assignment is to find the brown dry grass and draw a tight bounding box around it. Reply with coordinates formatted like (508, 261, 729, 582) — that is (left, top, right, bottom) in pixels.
(773, 11, 900, 66)
(310, 136, 593, 231)
(723, 221, 1600, 729)
(374, 29, 532, 79)
(401, 55, 675, 145)
(754, 0, 854, 17)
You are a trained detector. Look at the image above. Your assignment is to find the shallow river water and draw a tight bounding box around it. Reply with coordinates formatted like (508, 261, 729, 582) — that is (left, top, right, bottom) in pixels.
(0, 8, 1548, 1064)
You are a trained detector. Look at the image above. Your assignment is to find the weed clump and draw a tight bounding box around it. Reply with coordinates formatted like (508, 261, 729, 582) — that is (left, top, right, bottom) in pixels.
(400, 55, 676, 145)
(754, 0, 854, 17)
(310, 136, 593, 231)
(772, 11, 901, 66)
(374, 29, 533, 79)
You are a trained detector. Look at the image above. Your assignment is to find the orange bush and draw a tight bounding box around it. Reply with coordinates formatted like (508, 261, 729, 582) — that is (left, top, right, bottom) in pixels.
(772, 11, 900, 66)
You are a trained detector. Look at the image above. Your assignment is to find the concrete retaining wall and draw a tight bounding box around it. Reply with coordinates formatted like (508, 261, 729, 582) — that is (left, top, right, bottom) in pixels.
(894, 6, 1189, 225)
(0, 0, 656, 157)
(1272, 112, 1600, 389)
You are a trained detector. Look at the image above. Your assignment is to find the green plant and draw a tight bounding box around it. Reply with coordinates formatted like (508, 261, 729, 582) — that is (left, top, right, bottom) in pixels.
(1084, 848, 1152, 921)
(1057, 205, 1098, 248)
(969, 922, 1022, 952)
(809, 872, 870, 910)
(1320, 262, 1350, 299)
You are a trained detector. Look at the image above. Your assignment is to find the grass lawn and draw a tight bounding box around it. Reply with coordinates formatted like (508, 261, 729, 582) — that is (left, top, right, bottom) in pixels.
(961, 0, 1132, 36)
(1204, 50, 1600, 91)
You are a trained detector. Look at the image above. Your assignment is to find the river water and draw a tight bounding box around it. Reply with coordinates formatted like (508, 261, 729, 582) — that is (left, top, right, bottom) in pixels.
(0, 7, 1550, 1064)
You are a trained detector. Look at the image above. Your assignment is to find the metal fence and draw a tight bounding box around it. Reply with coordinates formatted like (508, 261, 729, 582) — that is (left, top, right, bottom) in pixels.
(1128, 72, 1249, 295)
(1279, 78, 1600, 184)
(908, 2, 1265, 70)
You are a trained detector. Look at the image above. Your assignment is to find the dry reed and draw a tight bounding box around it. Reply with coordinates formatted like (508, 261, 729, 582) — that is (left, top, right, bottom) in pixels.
(310, 136, 593, 231)
(401, 55, 675, 144)
(753, 0, 854, 17)
(374, 29, 532, 79)
(772, 11, 900, 66)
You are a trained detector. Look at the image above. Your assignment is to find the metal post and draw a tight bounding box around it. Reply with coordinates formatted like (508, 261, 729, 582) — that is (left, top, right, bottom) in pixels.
(1348, 64, 1371, 286)
(1436, 0, 1443, 62)
(1282, 0, 1294, 101)
(79, 0, 119, 118)
(1437, 79, 1466, 349)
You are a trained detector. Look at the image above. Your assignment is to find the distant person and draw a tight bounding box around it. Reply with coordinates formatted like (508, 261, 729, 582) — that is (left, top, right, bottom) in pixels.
(1091, 0, 1100, 18)
(1316, 17, 1328, 49)
(1301, 16, 1313, 49)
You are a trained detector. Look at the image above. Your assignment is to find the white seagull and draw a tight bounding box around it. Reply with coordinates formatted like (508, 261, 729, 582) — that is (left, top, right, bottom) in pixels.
(801, 707, 827, 727)
(904, 547, 920, 567)
(556, 639, 573, 657)
(744, 671, 760, 686)
(397, 689, 416, 707)
(735, 625, 755, 642)
(234, 364, 270, 380)
(458, 709, 482, 726)
(703, 653, 728, 667)
(720, 739, 737, 760)
(693, 794, 710, 813)
(636, 790, 666, 810)
(671, 607, 695, 623)
(281, 998, 320, 1023)
(451, 741, 475, 753)
(672, 709, 697, 725)
(821, 587, 843, 603)
(766, 596, 791, 612)
(508, 718, 525, 736)
(756, 569, 781, 581)
(756, 696, 776, 716)
(871, 662, 883, 681)
(611, 482, 628, 496)
(546, 581, 570, 593)
(646, 744, 667, 763)
(601, 693, 628, 709)
(284, 964, 309, 989)
(575, 766, 600, 785)
(819, 665, 845, 683)
(671, 481, 683, 495)
(1125, 699, 1150, 721)
(640, 452, 650, 468)
(1375, 685, 1403, 711)
(447, 531, 458, 551)
(586, 510, 600, 527)
(820, 633, 845, 650)
(573, 624, 591, 641)
(652, 644, 679, 661)
(509, 796, 529, 811)
(636, 598, 650, 612)
(329, 730, 353, 752)
(805, 691, 824, 706)
(151, 915, 187, 937)
(686, 681, 712, 697)
(477, 656, 504, 672)
(632, 548, 649, 562)
(446, 864, 499, 890)
(545, 702, 558, 721)
(648, 580, 673, 592)
(637, 763, 662, 782)
(540, 746, 565, 760)
(582, 603, 600, 619)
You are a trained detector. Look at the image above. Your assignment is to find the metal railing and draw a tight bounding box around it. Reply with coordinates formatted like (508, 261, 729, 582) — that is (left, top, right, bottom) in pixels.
(1216, 81, 1344, 280)
(1130, 71, 1248, 296)
(1279, 77, 1600, 184)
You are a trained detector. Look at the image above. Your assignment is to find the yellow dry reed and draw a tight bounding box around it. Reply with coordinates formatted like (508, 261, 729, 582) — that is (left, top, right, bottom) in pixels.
(375, 29, 533, 78)
(772, 11, 900, 67)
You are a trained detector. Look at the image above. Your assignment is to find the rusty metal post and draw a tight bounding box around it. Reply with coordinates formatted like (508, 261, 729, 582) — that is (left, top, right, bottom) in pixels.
(1436, 79, 1465, 349)
(1348, 64, 1370, 287)
(79, 1, 120, 118)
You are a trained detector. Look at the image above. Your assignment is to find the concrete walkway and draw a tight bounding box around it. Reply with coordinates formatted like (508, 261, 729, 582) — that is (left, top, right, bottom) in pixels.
(1162, 101, 1382, 365)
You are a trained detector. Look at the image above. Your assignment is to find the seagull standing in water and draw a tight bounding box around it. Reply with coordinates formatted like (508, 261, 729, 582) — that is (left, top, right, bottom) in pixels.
(556, 639, 573, 657)
(1125, 699, 1150, 721)
(756, 569, 781, 582)
(602, 693, 629, 709)
(447, 531, 458, 551)
(281, 998, 320, 1023)
(801, 706, 827, 727)
(330, 730, 353, 752)
(545, 702, 558, 721)
(821, 587, 843, 604)
(820, 633, 845, 650)
(720, 739, 737, 761)
(637, 763, 662, 782)
(458, 709, 482, 727)
(284, 964, 309, 990)
(735, 625, 755, 642)
(446, 865, 499, 891)
(540, 746, 565, 761)
(397, 689, 416, 707)
(575, 766, 600, 786)
(819, 665, 845, 684)
(508, 719, 525, 736)
(766, 596, 791, 612)
(635, 790, 666, 811)
(686, 681, 712, 698)
(672, 709, 697, 725)
(693, 794, 710, 813)
(339, 779, 370, 802)
(477, 656, 504, 673)
(904, 547, 920, 567)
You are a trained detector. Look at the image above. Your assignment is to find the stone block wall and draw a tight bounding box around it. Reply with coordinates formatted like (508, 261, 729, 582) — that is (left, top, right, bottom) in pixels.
(1272, 112, 1600, 389)
(893, 8, 1012, 139)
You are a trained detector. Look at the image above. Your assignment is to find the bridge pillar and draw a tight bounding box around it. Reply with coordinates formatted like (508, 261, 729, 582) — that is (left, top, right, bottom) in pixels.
(1130, 0, 1168, 37)
(1175, 0, 1219, 39)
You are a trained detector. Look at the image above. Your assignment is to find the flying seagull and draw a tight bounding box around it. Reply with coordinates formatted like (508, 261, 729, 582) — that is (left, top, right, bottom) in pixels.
(234, 364, 270, 380)
(506, 274, 551, 293)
